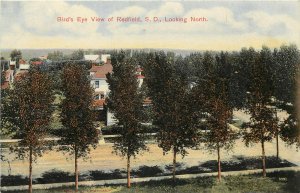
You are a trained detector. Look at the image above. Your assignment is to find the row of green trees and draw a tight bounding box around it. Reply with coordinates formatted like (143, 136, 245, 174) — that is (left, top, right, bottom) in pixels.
(1, 64, 99, 193)
(108, 45, 300, 185)
(1, 45, 299, 192)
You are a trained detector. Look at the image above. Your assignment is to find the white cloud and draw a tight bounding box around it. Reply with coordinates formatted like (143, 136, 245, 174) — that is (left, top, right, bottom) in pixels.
(147, 2, 184, 17)
(244, 11, 299, 33)
(1, 1, 299, 50)
(109, 6, 146, 17)
(185, 7, 247, 31)
(243, 11, 300, 45)
(107, 4, 247, 35)
(21, 1, 100, 35)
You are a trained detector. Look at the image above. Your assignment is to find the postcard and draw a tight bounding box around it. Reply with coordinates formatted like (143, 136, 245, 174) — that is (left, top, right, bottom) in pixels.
(1, 1, 299, 193)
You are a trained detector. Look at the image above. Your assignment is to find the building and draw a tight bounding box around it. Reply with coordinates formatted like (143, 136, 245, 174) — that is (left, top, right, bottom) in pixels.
(87, 54, 149, 126)
(1, 58, 33, 89)
(86, 54, 112, 124)
(89, 59, 112, 109)
(1, 59, 18, 89)
(84, 55, 101, 64)
(136, 66, 145, 87)
(19, 59, 30, 70)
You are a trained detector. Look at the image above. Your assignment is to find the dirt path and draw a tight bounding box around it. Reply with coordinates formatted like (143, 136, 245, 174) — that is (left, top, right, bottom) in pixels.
(1, 138, 299, 178)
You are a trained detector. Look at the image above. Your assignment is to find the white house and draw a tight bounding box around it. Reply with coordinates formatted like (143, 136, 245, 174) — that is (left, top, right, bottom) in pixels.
(136, 66, 145, 87)
(90, 62, 112, 103)
(87, 54, 149, 126)
(101, 54, 110, 64)
(86, 54, 115, 125)
(19, 59, 30, 70)
(84, 55, 101, 63)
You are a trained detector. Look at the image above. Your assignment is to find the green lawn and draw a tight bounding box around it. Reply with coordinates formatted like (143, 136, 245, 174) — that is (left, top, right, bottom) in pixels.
(3, 172, 300, 193)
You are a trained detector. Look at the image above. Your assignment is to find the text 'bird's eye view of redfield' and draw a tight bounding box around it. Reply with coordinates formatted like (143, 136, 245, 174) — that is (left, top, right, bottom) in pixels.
(0, 1, 300, 193)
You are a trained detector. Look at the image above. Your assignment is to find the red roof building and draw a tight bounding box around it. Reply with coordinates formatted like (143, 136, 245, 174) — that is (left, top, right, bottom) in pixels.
(90, 63, 113, 79)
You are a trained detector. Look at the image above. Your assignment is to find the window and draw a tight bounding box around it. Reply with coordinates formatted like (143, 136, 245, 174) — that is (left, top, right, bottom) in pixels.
(95, 80, 99, 88)
(95, 93, 105, 100)
(95, 94, 100, 100)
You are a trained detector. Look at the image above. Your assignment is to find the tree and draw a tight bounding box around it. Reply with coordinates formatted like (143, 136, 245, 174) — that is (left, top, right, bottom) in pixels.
(59, 63, 99, 192)
(47, 50, 64, 61)
(1, 66, 55, 193)
(29, 57, 42, 62)
(242, 47, 278, 177)
(281, 107, 300, 147)
(194, 52, 237, 182)
(106, 51, 147, 188)
(70, 49, 84, 60)
(10, 49, 22, 68)
(273, 44, 300, 149)
(144, 51, 200, 182)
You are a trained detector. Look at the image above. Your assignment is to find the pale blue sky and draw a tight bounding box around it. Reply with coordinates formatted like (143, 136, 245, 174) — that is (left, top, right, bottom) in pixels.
(1, 1, 299, 50)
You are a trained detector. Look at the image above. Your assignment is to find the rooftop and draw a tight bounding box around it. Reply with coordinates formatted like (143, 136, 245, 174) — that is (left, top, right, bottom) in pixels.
(93, 99, 106, 108)
(90, 63, 113, 79)
(84, 55, 100, 61)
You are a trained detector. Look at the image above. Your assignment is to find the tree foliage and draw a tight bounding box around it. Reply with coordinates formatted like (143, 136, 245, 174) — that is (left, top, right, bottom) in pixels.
(193, 52, 237, 181)
(10, 49, 22, 68)
(58, 63, 99, 191)
(106, 51, 147, 188)
(273, 45, 300, 147)
(70, 49, 84, 60)
(47, 51, 64, 61)
(144, 51, 200, 181)
(242, 46, 278, 177)
(10, 49, 22, 61)
(1, 66, 55, 193)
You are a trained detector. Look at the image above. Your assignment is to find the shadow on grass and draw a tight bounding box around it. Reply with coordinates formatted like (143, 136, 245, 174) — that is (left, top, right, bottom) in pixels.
(179, 155, 295, 174)
(1, 156, 296, 187)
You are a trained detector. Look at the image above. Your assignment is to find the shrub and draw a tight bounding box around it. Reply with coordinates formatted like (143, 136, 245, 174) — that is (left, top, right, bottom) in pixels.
(133, 165, 164, 177)
(1, 175, 29, 186)
(36, 169, 74, 184)
(165, 162, 184, 171)
(89, 169, 124, 180)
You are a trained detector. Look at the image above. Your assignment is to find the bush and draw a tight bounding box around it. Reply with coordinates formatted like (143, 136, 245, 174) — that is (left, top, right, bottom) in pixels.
(199, 156, 295, 173)
(133, 165, 164, 177)
(1, 175, 29, 186)
(165, 162, 184, 172)
(36, 169, 74, 184)
(89, 169, 124, 180)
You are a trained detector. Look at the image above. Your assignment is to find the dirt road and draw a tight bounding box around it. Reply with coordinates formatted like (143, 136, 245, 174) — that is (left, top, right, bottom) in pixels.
(1, 138, 299, 178)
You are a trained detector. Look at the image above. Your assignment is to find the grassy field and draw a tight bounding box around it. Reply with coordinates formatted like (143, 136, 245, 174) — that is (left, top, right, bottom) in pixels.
(3, 171, 300, 193)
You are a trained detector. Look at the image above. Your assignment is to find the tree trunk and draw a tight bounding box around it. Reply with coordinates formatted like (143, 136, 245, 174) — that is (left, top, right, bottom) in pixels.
(127, 154, 131, 188)
(75, 147, 78, 192)
(217, 145, 221, 182)
(276, 130, 279, 160)
(28, 146, 33, 193)
(275, 106, 279, 160)
(261, 140, 266, 177)
(172, 147, 177, 183)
